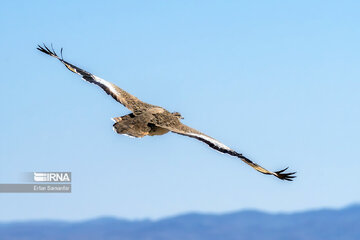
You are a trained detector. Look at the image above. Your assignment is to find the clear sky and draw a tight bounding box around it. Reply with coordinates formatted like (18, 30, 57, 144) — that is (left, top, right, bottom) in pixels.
(1, 0, 359, 221)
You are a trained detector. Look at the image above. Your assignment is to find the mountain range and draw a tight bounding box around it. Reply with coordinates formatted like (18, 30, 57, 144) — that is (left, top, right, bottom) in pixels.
(1, 204, 359, 240)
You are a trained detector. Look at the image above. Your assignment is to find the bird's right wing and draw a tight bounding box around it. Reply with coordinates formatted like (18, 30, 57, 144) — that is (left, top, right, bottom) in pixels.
(37, 44, 155, 114)
(160, 122, 296, 181)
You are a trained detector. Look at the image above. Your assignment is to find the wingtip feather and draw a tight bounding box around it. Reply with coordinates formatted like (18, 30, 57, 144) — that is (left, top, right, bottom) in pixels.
(37, 43, 62, 60)
(274, 167, 296, 181)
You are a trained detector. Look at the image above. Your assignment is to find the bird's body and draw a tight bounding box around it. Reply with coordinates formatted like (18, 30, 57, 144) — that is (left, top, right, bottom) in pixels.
(37, 44, 296, 181)
(112, 111, 173, 138)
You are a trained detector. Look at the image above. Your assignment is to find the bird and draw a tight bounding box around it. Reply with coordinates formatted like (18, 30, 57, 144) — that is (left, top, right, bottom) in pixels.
(37, 44, 296, 181)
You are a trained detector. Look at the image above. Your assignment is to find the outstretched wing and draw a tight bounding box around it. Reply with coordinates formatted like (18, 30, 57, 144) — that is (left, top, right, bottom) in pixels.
(37, 44, 155, 114)
(159, 122, 296, 181)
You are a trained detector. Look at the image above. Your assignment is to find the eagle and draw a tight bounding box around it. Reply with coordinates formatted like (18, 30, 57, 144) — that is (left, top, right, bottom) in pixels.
(37, 44, 296, 181)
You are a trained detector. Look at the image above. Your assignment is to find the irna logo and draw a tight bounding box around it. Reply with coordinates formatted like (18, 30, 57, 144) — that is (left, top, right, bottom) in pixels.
(33, 172, 71, 182)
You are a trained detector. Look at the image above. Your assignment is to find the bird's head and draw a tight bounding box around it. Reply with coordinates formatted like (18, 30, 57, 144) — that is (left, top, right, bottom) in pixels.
(172, 112, 184, 119)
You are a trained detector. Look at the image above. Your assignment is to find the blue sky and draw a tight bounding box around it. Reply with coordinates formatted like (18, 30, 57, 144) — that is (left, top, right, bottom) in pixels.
(1, 0, 359, 221)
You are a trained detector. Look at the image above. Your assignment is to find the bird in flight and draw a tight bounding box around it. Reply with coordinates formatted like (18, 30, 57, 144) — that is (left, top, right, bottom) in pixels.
(37, 44, 296, 181)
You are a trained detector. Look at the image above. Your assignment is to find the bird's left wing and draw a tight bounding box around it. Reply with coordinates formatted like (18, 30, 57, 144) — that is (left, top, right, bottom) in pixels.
(37, 44, 155, 114)
(158, 122, 296, 181)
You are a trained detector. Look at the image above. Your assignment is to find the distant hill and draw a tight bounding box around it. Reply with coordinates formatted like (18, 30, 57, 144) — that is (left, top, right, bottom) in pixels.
(1, 204, 360, 240)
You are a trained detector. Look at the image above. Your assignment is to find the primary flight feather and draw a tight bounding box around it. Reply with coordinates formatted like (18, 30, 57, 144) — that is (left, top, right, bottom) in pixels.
(37, 44, 296, 181)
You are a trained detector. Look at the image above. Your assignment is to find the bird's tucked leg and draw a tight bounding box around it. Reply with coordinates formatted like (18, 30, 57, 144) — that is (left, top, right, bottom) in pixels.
(111, 113, 136, 123)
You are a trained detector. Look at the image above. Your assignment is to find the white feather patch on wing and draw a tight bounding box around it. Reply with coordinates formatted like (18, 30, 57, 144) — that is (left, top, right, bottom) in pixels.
(186, 132, 232, 151)
(93, 75, 118, 95)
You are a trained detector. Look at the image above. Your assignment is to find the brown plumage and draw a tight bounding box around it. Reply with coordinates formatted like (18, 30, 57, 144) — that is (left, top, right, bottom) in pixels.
(37, 44, 296, 181)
